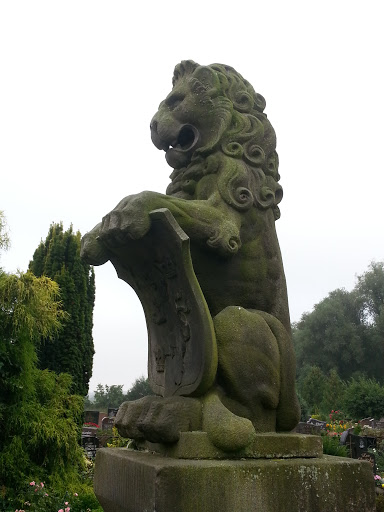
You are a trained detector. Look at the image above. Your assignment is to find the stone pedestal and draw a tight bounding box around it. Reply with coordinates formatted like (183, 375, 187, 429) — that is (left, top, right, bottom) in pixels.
(94, 445, 376, 512)
(137, 431, 323, 459)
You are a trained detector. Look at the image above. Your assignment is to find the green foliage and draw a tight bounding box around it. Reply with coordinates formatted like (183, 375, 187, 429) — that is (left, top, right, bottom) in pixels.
(296, 392, 311, 421)
(29, 222, 95, 396)
(294, 289, 369, 380)
(294, 261, 384, 384)
(106, 426, 130, 447)
(0, 368, 87, 497)
(377, 495, 384, 512)
(321, 434, 348, 457)
(0, 210, 10, 252)
(353, 423, 362, 435)
(92, 383, 126, 409)
(342, 377, 384, 420)
(375, 440, 384, 473)
(0, 269, 70, 498)
(125, 376, 154, 401)
(1, 474, 103, 512)
(0, 219, 95, 505)
(0, 268, 65, 411)
(87, 376, 154, 410)
(84, 394, 94, 408)
(297, 365, 326, 414)
(297, 364, 384, 420)
(356, 261, 384, 321)
(320, 368, 345, 414)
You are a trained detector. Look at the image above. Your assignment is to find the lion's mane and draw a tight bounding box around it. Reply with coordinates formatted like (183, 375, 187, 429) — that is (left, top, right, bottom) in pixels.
(167, 60, 282, 220)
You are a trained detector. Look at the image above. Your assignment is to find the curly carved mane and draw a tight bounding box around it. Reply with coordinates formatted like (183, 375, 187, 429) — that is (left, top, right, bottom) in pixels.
(167, 60, 282, 220)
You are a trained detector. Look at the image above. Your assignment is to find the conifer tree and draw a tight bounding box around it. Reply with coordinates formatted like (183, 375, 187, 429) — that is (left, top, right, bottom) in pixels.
(0, 214, 86, 499)
(29, 223, 95, 396)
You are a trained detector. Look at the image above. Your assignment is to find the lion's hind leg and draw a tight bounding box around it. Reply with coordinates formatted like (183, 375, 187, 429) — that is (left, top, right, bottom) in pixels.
(256, 311, 301, 432)
(213, 306, 283, 433)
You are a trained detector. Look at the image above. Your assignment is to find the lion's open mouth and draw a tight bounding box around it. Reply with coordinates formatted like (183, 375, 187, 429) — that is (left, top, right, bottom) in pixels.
(150, 119, 200, 169)
(165, 124, 200, 169)
(170, 124, 199, 152)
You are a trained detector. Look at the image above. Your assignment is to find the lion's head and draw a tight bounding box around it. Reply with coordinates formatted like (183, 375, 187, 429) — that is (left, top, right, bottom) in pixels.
(150, 60, 282, 219)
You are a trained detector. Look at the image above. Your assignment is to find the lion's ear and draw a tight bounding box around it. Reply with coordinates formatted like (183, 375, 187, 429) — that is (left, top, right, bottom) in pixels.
(172, 60, 199, 86)
(192, 66, 222, 94)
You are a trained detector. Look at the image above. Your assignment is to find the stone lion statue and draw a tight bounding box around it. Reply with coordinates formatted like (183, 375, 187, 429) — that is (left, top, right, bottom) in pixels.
(81, 60, 300, 452)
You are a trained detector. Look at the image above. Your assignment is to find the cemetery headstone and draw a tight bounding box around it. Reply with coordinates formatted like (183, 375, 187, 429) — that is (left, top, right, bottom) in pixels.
(102, 416, 115, 431)
(84, 410, 99, 425)
(307, 418, 327, 430)
(108, 407, 119, 417)
(360, 418, 375, 427)
(293, 422, 321, 435)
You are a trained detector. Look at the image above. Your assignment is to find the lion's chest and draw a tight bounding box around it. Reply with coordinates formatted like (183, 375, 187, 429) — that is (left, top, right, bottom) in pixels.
(190, 236, 281, 318)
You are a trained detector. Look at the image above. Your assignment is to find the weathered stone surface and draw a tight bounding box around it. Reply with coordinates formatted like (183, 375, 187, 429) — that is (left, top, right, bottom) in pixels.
(106, 208, 218, 398)
(116, 396, 202, 443)
(81, 61, 300, 450)
(94, 449, 376, 512)
(82, 60, 377, 512)
(294, 421, 323, 435)
(138, 431, 323, 459)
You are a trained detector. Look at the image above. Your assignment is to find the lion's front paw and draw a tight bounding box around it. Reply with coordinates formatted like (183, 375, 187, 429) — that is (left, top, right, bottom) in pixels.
(115, 396, 202, 444)
(98, 193, 152, 248)
(115, 395, 159, 440)
(137, 396, 202, 444)
(80, 223, 110, 266)
(202, 391, 256, 451)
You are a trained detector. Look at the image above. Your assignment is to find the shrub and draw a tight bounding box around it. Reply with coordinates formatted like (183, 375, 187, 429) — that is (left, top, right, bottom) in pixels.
(0, 370, 87, 499)
(377, 495, 384, 512)
(1, 479, 102, 512)
(106, 426, 130, 448)
(297, 392, 311, 422)
(321, 434, 348, 457)
(342, 377, 384, 420)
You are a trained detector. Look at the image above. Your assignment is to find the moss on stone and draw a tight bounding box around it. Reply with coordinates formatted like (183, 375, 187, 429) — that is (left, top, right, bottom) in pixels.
(94, 449, 376, 512)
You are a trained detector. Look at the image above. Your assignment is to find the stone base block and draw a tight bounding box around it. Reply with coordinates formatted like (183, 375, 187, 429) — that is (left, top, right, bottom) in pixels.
(94, 448, 376, 512)
(139, 431, 323, 459)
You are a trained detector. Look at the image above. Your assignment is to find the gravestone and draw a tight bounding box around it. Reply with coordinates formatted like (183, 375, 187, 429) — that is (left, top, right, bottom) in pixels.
(84, 410, 99, 425)
(108, 407, 119, 418)
(81, 435, 99, 459)
(307, 417, 327, 430)
(102, 417, 115, 431)
(293, 421, 322, 435)
(358, 452, 376, 473)
(360, 417, 375, 427)
(81, 60, 375, 511)
(82, 425, 97, 437)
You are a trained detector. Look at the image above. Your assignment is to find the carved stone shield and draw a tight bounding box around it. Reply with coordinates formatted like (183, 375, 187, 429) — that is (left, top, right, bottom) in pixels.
(108, 208, 218, 397)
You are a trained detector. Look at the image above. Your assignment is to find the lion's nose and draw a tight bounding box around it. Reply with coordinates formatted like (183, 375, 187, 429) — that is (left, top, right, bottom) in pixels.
(150, 119, 158, 133)
(150, 119, 168, 151)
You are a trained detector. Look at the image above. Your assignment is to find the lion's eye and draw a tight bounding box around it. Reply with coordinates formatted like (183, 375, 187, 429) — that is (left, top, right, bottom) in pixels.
(166, 93, 185, 111)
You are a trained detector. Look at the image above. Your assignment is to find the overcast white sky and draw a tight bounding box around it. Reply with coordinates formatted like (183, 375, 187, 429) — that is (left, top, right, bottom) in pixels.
(1, 1, 383, 394)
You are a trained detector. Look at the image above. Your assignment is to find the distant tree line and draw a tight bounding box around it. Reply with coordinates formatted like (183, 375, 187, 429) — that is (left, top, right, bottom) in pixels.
(294, 261, 384, 420)
(85, 376, 154, 410)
